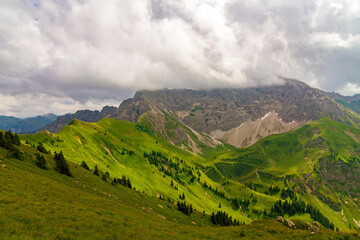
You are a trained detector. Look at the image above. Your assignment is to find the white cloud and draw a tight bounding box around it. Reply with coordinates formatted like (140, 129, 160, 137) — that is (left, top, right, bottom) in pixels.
(0, 93, 120, 118)
(0, 0, 359, 117)
(308, 32, 360, 49)
(339, 83, 360, 96)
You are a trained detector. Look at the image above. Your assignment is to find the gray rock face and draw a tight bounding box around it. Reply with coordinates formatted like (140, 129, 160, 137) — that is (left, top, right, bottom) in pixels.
(113, 79, 358, 134)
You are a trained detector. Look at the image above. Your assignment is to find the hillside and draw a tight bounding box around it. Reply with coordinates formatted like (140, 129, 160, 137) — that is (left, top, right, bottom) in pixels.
(20, 116, 360, 233)
(1, 128, 359, 239)
(326, 92, 360, 115)
(0, 114, 57, 133)
(335, 100, 360, 115)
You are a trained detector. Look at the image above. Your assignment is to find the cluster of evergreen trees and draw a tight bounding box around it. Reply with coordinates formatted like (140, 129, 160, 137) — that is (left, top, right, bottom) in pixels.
(244, 182, 260, 191)
(280, 188, 297, 200)
(265, 186, 280, 195)
(144, 151, 176, 176)
(144, 151, 197, 182)
(35, 153, 46, 169)
(112, 175, 132, 189)
(102, 171, 110, 181)
(210, 211, 242, 226)
(120, 148, 134, 156)
(270, 199, 306, 217)
(0, 130, 20, 149)
(81, 160, 90, 170)
(202, 181, 226, 198)
(270, 199, 334, 230)
(179, 193, 186, 200)
(144, 151, 169, 167)
(80, 160, 133, 189)
(54, 151, 71, 176)
(177, 201, 193, 215)
(37, 142, 50, 154)
(231, 197, 251, 211)
(0, 130, 23, 159)
(307, 204, 335, 230)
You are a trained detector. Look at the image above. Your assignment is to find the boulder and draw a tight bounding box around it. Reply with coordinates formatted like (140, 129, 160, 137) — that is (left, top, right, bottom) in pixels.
(277, 216, 285, 223)
(285, 219, 296, 229)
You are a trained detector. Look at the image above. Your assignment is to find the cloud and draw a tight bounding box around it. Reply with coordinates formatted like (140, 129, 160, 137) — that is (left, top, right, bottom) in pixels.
(339, 82, 360, 96)
(0, 0, 359, 116)
(0, 92, 123, 118)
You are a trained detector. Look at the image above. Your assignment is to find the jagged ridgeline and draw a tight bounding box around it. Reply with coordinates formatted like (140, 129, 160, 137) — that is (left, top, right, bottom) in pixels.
(2, 79, 360, 239)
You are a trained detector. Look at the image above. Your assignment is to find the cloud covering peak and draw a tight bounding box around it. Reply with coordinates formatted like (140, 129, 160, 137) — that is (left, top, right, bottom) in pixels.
(0, 0, 359, 117)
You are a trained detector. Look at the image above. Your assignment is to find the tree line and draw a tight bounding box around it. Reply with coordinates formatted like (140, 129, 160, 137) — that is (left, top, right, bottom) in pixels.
(177, 201, 193, 215)
(0, 130, 22, 159)
(264, 186, 280, 195)
(80, 160, 132, 189)
(210, 211, 242, 226)
(270, 199, 334, 230)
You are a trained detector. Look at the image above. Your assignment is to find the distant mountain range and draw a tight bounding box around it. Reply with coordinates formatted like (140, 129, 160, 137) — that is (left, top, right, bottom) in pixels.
(43, 106, 117, 133)
(3, 80, 359, 141)
(326, 92, 360, 103)
(326, 92, 360, 114)
(0, 113, 58, 133)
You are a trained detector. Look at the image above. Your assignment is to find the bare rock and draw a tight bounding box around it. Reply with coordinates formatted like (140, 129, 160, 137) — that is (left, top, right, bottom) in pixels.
(277, 216, 285, 223)
(285, 219, 296, 229)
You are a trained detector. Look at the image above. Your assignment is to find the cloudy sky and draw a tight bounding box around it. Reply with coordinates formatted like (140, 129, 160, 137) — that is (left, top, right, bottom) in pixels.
(1, 0, 359, 117)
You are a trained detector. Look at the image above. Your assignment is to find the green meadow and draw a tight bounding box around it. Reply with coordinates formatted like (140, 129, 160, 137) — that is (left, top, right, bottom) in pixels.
(1, 116, 359, 238)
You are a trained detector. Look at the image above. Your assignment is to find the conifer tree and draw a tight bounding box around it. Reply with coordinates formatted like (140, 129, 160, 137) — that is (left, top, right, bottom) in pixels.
(81, 160, 90, 170)
(93, 165, 99, 176)
(0, 132, 4, 147)
(37, 142, 48, 154)
(54, 151, 71, 176)
(35, 153, 46, 169)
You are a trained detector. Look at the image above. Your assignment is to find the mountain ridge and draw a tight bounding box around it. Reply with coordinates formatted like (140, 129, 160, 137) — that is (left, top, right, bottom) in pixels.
(112, 79, 360, 147)
(41, 79, 360, 149)
(43, 106, 117, 133)
(0, 113, 57, 133)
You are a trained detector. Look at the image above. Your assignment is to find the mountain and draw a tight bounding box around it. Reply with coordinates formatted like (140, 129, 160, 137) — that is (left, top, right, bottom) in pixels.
(113, 79, 359, 148)
(43, 106, 117, 133)
(335, 100, 360, 115)
(327, 92, 360, 103)
(326, 92, 360, 115)
(43, 80, 359, 150)
(0, 113, 57, 133)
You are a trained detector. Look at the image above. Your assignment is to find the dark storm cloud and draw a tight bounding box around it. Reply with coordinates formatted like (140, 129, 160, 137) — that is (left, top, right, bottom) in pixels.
(0, 0, 359, 117)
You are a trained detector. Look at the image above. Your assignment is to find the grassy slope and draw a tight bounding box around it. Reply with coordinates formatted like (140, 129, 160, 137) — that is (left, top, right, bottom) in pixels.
(22, 119, 251, 224)
(211, 117, 360, 176)
(20, 117, 360, 231)
(200, 117, 360, 229)
(1, 145, 358, 240)
(336, 99, 360, 115)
